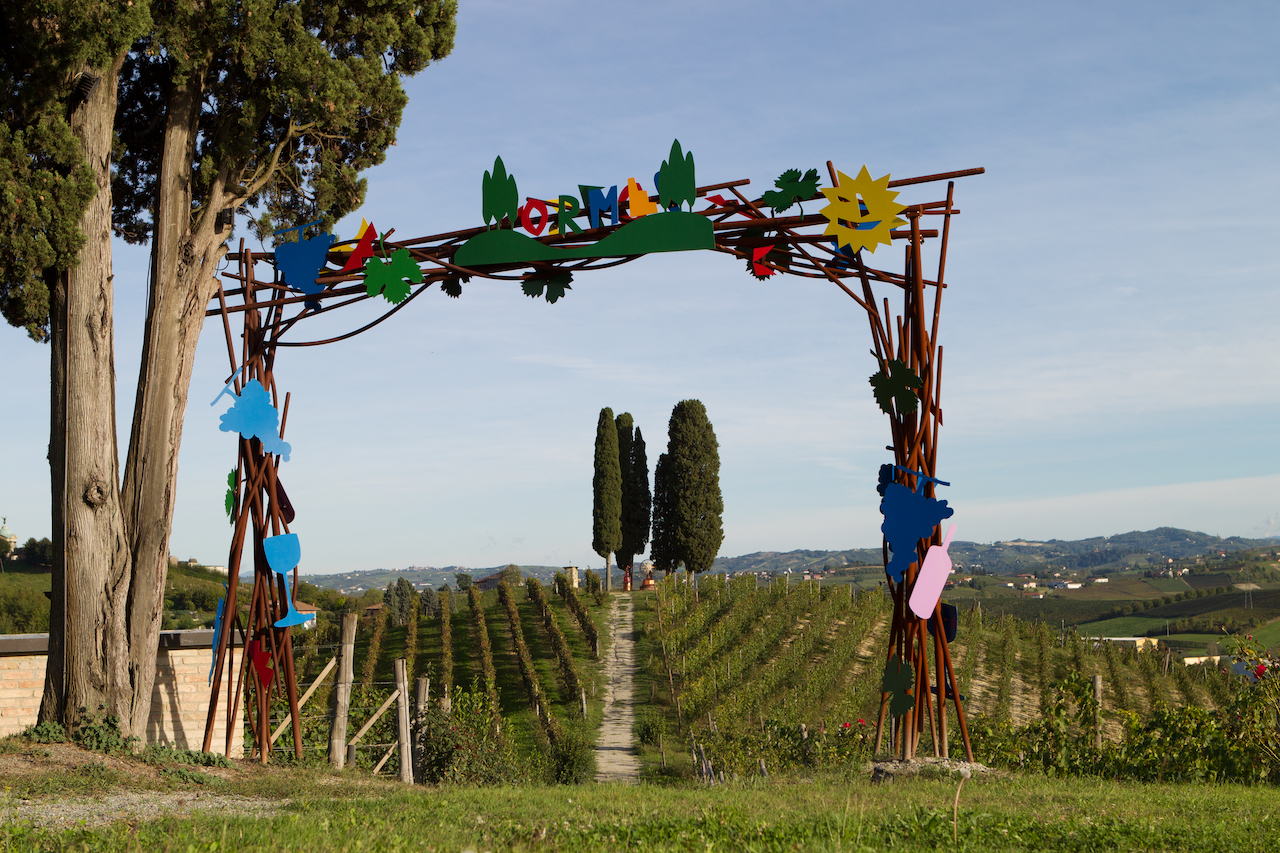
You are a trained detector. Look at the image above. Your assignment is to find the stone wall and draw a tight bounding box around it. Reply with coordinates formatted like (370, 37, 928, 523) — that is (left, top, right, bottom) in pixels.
(0, 630, 242, 757)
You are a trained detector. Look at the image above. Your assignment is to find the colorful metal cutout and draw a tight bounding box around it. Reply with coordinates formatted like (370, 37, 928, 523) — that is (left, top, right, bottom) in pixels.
(274, 221, 335, 310)
(218, 379, 292, 461)
(910, 523, 958, 619)
(264, 533, 311, 628)
(820, 166, 907, 255)
(879, 467, 953, 583)
(882, 658, 916, 718)
(762, 168, 821, 215)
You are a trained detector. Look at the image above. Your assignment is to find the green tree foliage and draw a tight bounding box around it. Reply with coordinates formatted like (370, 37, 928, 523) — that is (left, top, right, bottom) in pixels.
(650, 452, 676, 574)
(0, 0, 148, 340)
(500, 564, 523, 587)
(657, 139, 695, 212)
(664, 400, 724, 575)
(454, 573, 474, 591)
(21, 538, 54, 568)
(383, 577, 414, 626)
(592, 407, 622, 590)
(615, 415, 651, 573)
(481, 156, 519, 227)
(420, 586, 440, 619)
(360, 607, 388, 689)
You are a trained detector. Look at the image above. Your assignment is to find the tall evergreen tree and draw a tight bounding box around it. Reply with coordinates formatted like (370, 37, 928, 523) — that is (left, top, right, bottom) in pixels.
(616, 414, 651, 583)
(592, 407, 622, 592)
(650, 452, 676, 575)
(1, 0, 456, 734)
(666, 400, 724, 577)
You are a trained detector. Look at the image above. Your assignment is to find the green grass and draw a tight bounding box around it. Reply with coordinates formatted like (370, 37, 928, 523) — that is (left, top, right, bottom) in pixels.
(1078, 616, 1167, 637)
(6, 765, 1280, 852)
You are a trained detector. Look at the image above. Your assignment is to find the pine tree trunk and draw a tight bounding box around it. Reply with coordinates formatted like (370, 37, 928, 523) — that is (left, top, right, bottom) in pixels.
(39, 58, 134, 731)
(119, 70, 231, 738)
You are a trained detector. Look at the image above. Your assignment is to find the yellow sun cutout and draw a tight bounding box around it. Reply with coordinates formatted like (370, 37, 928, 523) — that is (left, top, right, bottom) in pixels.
(819, 166, 907, 255)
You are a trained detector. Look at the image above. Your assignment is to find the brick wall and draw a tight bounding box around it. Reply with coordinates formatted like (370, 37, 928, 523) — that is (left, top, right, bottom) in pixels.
(0, 631, 242, 757)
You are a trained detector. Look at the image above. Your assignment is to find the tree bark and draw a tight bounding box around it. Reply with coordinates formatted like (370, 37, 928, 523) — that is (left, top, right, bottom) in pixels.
(40, 57, 134, 730)
(119, 68, 232, 738)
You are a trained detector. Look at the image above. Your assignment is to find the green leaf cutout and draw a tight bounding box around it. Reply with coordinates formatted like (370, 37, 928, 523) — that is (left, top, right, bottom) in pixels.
(441, 277, 464, 298)
(881, 658, 916, 718)
(762, 168, 821, 215)
(522, 271, 573, 304)
(869, 358, 923, 416)
(364, 248, 423, 304)
(224, 468, 237, 523)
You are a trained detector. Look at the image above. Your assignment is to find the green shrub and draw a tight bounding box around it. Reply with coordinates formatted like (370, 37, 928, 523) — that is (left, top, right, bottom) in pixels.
(74, 711, 136, 755)
(25, 720, 66, 744)
(546, 722, 596, 784)
(416, 685, 523, 785)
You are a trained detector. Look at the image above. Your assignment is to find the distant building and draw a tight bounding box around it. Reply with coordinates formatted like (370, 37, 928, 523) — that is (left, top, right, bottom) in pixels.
(294, 601, 318, 630)
(474, 573, 502, 592)
(0, 519, 16, 560)
(1090, 577, 1109, 584)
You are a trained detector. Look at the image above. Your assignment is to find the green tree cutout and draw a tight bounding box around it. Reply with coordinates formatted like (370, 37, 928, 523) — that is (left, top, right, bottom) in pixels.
(658, 140, 696, 212)
(762, 168, 821, 215)
(522, 271, 573, 304)
(481, 156, 519, 227)
(882, 658, 916, 718)
(870, 358, 923, 415)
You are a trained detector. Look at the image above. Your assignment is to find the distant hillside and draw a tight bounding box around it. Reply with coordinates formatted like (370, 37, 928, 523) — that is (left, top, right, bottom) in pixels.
(707, 528, 1274, 577)
(292, 528, 1275, 592)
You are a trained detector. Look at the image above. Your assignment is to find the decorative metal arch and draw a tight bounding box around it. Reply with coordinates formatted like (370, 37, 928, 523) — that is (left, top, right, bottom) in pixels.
(202, 148, 983, 764)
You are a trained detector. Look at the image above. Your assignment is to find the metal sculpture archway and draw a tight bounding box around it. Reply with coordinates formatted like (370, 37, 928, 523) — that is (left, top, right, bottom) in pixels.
(201, 143, 983, 764)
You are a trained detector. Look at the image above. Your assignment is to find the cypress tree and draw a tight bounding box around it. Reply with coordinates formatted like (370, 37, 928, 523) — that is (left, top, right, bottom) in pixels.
(666, 400, 723, 577)
(650, 452, 676, 575)
(616, 416, 651, 583)
(592, 407, 622, 592)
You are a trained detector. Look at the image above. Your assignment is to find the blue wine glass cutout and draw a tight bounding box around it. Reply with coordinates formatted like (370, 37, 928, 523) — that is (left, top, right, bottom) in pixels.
(264, 533, 310, 628)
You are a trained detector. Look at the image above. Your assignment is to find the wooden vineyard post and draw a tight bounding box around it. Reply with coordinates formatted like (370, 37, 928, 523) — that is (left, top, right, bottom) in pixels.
(329, 613, 357, 768)
(395, 659, 414, 784)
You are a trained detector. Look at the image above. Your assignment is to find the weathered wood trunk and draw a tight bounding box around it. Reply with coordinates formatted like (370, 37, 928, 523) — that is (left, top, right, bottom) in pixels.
(41, 63, 234, 738)
(118, 70, 232, 738)
(39, 58, 134, 732)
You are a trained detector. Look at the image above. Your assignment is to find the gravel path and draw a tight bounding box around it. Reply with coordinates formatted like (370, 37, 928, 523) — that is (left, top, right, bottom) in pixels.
(2, 791, 286, 830)
(593, 593, 640, 784)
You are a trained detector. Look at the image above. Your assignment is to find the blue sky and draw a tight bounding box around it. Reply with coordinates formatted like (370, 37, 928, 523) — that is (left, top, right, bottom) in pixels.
(3, 0, 1278, 572)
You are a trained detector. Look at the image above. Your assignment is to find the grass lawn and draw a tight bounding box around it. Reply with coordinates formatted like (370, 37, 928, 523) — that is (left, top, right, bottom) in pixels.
(1144, 577, 1193, 593)
(4, 748, 1280, 852)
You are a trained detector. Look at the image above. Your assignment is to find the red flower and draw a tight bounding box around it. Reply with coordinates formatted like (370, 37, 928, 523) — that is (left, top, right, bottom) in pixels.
(1256, 664, 1267, 678)
(858, 719, 866, 725)
(841, 722, 851, 728)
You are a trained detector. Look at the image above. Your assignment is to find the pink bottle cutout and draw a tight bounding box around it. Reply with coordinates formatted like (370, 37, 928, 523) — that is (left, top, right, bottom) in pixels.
(910, 523, 957, 620)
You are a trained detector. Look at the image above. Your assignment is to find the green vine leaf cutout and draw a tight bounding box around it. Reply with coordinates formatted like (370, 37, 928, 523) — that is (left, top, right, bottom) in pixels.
(522, 271, 573, 304)
(869, 358, 923, 416)
(762, 168, 821, 215)
(440, 276, 467, 299)
(881, 658, 916, 718)
(224, 469, 237, 524)
(364, 248, 423, 304)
